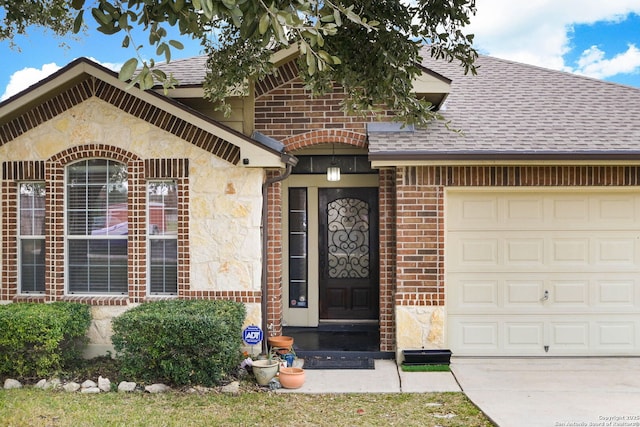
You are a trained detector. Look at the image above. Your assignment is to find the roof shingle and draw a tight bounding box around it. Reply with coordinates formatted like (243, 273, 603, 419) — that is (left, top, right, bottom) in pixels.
(368, 47, 640, 158)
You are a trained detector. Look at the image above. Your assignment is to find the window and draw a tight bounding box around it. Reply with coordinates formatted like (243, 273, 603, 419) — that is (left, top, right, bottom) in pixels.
(66, 159, 128, 294)
(147, 181, 178, 294)
(19, 182, 46, 293)
(288, 188, 308, 307)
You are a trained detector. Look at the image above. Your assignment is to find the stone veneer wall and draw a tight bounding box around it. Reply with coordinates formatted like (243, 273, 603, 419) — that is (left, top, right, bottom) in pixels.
(395, 164, 640, 355)
(0, 98, 264, 356)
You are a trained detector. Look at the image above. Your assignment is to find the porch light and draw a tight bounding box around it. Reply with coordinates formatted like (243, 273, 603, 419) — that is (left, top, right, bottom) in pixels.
(326, 144, 341, 181)
(326, 164, 341, 181)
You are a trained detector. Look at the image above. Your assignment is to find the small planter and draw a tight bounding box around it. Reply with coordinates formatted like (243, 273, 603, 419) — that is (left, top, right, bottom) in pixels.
(267, 335, 294, 349)
(402, 349, 452, 365)
(278, 367, 305, 389)
(252, 359, 280, 386)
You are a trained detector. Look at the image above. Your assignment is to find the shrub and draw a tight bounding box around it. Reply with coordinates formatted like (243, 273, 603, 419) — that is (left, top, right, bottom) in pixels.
(0, 302, 91, 378)
(111, 300, 246, 387)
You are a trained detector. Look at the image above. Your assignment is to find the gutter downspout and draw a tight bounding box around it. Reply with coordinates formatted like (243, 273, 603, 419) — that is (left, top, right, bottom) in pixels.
(260, 153, 297, 354)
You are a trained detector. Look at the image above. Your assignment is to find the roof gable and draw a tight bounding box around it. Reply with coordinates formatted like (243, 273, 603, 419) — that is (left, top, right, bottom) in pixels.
(0, 58, 286, 167)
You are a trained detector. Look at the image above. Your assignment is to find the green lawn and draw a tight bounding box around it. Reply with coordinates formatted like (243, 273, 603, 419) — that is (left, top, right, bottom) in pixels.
(0, 388, 493, 426)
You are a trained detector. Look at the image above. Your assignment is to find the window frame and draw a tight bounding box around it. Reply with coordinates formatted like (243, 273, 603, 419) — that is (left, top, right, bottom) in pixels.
(147, 180, 178, 296)
(64, 159, 129, 295)
(17, 181, 46, 294)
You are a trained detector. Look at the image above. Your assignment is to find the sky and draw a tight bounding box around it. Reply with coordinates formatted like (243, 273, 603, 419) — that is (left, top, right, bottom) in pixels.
(1, 1, 640, 101)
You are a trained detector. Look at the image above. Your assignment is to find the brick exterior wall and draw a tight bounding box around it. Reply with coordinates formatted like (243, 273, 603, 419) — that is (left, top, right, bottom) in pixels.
(378, 168, 396, 351)
(256, 69, 398, 349)
(394, 164, 640, 312)
(0, 145, 254, 306)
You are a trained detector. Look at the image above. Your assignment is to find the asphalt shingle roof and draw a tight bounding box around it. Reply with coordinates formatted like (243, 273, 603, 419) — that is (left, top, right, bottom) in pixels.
(154, 48, 640, 158)
(152, 55, 208, 86)
(368, 47, 640, 158)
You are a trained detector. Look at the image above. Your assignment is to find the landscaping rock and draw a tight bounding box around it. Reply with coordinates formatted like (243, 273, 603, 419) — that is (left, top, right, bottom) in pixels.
(118, 381, 137, 392)
(81, 387, 101, 394)
(63, 382, 81, 392)
(98, 376, 111, 392)
(35, 379, 47, 389)
(186, 385, 212, 394)
(81, 380, 97, 389)
(4, 379, 22, 389)
(44, 378, 61, 390)
(145, 383, 171, 394)
(221, 381, 240, 394)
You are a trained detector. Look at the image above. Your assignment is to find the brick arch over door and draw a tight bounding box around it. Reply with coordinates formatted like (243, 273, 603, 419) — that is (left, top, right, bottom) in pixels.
(282, 130, 367, 151)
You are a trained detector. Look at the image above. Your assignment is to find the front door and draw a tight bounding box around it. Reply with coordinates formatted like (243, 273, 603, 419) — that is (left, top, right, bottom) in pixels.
(318, 188, 379, 320)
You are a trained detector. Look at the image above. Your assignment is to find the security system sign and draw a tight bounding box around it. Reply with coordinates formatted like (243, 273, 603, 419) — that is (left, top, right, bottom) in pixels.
(242, 325, 263, 345)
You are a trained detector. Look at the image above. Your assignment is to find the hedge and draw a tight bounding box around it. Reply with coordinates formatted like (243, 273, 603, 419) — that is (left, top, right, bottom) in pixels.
(111, 299, 246, 387)
(0, 302, 91, 378)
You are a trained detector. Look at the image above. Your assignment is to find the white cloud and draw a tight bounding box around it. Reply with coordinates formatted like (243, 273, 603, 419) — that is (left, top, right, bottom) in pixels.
(467, 0, 640, 78)
(1, 59, 121, 102)
(575, 44, 640, 80)
(1, 63, 61, 101)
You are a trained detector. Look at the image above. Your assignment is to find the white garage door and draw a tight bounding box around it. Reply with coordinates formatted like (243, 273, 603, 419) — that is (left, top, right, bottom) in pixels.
(447, 189, 640, 356)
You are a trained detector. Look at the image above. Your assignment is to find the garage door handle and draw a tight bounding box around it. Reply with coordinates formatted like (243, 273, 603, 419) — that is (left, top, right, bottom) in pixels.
(541, 290, 549, 301)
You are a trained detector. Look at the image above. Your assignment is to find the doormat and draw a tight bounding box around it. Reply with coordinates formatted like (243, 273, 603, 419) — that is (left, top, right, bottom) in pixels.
(303, 356, 375, 370)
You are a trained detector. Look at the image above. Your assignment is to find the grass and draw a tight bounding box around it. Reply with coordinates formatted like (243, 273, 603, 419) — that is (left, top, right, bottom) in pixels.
(0, 388, 493, 426)
(1, 357, 493, 426)
(401, 364, 451, 372)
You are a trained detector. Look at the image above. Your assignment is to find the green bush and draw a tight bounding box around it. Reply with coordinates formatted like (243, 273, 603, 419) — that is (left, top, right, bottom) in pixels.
(0, 302, 91, 378)
(111, 300, 246, 387)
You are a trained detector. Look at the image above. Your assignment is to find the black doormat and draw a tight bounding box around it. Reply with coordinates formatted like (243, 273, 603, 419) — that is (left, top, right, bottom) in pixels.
(303, 356, 375, 370)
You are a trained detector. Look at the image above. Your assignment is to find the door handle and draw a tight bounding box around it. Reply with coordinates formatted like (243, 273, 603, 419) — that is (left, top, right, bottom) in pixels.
(541, 290, 549, 301)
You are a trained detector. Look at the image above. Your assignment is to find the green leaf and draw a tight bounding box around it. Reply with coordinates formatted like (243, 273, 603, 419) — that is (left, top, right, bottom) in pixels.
(118, 57, 139, 82)
(91, 8, 111, 25)
(73, 10, 84, 34)
(122, 35, 130, 48)
(169, 40, 184, 50)
(222, 0, 236, 9)
(71, 0, 85, 10)
(143, 70, 155, 89)
(258, 13, 270, 35)
(333, 10, 342, 26)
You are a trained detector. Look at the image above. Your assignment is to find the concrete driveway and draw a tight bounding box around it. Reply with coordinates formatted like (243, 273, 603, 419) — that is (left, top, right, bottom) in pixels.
(451, 358, 640, 427)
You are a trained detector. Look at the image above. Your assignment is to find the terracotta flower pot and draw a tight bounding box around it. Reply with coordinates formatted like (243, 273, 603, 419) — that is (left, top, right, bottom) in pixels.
(267, 335, 294, 349)
(252, 359, 279, 386)
(278, 367, 305, 389)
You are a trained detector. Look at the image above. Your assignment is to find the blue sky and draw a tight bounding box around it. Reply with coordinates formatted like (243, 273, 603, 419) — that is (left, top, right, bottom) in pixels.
(1, 1, 640, 101)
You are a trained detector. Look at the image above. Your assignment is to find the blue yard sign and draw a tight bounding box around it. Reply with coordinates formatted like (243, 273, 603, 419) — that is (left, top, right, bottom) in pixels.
(242, 325, 263, 345)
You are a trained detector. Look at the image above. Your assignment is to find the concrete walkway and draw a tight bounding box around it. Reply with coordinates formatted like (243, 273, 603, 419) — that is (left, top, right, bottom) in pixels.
(277, 357, 640, 427)
(277, 359, 461, 393)
(451, 357, 640, 427)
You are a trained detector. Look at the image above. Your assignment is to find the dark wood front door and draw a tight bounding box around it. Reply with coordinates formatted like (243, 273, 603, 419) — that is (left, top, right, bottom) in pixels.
(319, 188, 379, 320)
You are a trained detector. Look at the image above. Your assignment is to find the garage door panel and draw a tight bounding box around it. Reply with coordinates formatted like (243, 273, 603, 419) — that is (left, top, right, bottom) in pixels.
(506, 280, 544, 306)
(506, 239, 544, 264)
(597, 198, 636, 221)
(505, 198, 544, 223)
(504, 322, 544, 350)
(450, 233, 640, 272)
(458, 280, 499, 307)
(552, 198, 589, 221)
(551, 281, 589, 306)
(549, 322, 590, 350)
(460, 239, 499, 264)
(596, 322, 636, 348)
(447, 189, 640, 356)
(597, 281, 635, 306)
(597, 238, 635, 264)
(450, 320, 499, 351)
